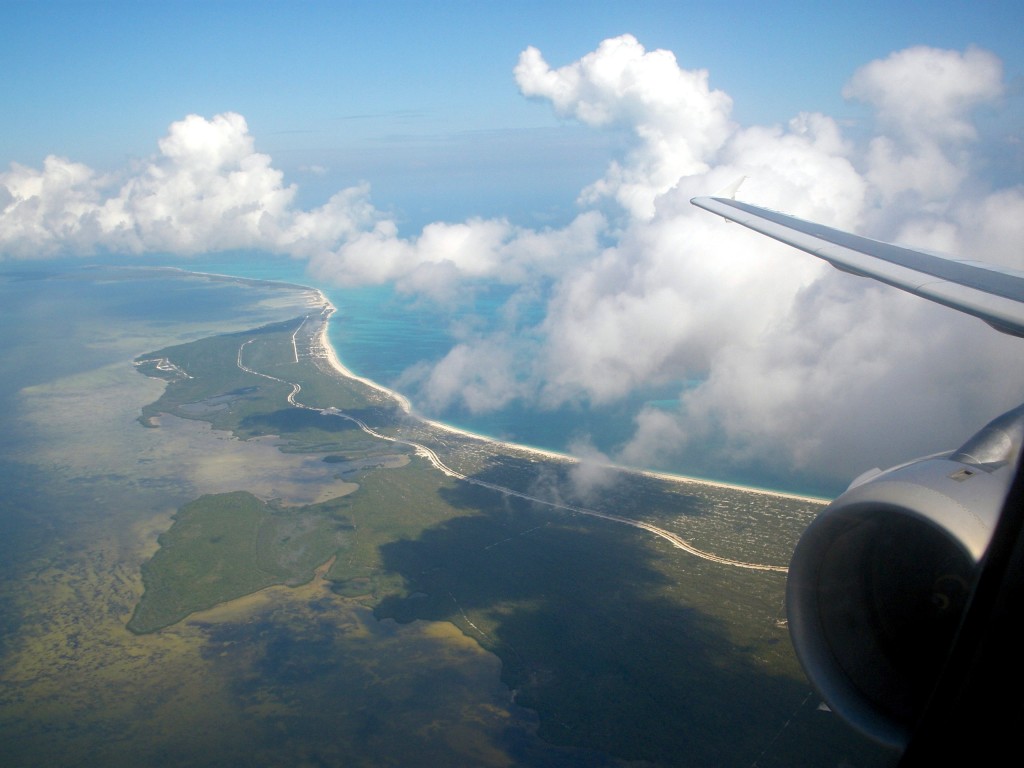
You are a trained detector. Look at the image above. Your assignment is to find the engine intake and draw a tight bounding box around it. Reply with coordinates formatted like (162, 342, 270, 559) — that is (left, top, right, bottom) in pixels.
(786, 404, 1024, 747)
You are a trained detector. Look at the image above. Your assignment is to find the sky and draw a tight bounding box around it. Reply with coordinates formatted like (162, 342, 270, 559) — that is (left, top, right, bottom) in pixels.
(2, 0, 1023, 491)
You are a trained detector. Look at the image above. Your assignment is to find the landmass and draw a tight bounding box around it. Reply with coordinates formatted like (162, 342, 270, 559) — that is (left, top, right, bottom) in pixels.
(0, 267, 893, 767)
(125, 284, 890, 764)
(131, 292, 805, 630)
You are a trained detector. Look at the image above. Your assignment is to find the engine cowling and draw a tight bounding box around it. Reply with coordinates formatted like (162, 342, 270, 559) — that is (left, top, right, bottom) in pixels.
(786, 404, 1024, 747)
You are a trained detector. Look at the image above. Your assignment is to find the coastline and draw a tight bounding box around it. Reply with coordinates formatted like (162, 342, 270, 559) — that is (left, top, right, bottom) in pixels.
(309, 289, 830, 506)
(121, 264, 830, 505)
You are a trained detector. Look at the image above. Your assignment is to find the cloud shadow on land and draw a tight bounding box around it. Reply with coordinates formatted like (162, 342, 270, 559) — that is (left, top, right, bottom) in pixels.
(373, 475, 893, 767)
(439, 452, 720, 523)
(240, 407, 364, 435)
(237, 404, 402, 439)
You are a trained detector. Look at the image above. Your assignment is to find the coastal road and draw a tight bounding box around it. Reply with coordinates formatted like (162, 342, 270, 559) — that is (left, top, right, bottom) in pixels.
(238, 325, 789, 574)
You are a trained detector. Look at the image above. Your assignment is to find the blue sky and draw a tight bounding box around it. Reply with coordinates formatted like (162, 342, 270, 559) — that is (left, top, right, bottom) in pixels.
(3, 0, 1023, 489)
(4, 1, 1021, 228)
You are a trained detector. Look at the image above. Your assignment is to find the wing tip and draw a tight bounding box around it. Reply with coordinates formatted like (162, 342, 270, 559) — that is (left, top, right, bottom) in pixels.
(691, 176, 747, 209)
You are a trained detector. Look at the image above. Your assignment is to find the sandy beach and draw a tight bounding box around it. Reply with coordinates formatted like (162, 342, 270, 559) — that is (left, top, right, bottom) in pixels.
(308, 288, 830, 506)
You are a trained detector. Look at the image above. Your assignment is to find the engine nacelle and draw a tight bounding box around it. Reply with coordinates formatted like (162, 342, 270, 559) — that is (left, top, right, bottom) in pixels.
(786, 404, 1024, 748)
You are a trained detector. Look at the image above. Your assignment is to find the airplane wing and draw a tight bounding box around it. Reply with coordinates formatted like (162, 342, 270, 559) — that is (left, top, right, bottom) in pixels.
(691, 196, 1024, 337)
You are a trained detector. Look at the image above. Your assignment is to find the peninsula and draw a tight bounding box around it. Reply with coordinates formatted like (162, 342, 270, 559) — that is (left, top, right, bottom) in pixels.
(128, 280, 842, 763)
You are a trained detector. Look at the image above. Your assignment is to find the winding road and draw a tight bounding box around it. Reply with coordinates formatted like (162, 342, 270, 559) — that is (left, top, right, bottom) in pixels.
(237, 325, 789, 574)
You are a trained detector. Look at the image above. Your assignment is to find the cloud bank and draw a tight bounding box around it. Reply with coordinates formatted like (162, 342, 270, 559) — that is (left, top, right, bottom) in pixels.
(3, 36, 1021, 491)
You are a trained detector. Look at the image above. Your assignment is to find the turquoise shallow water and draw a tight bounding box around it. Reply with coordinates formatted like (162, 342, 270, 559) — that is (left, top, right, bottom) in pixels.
(129, 252, 835, 498)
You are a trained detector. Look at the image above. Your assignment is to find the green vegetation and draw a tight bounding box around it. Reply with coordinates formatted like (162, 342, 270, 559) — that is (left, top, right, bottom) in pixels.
(369, 492, 794, 763)
(137, 314, 403, 440)
(128, 491, 352, 633)
(130, 315, 478, 631)
(326, 457, 466, 594)
(127, 307, 888, 766)
(137, 320, 298, 436)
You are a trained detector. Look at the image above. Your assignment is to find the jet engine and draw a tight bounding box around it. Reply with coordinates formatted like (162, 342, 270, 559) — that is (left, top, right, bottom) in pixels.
(786, 404, 1024, 748)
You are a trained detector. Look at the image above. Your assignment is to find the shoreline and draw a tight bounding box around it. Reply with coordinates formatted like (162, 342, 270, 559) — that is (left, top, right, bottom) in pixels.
(309, 289, 830, 506)
(131, 264, 829, 505)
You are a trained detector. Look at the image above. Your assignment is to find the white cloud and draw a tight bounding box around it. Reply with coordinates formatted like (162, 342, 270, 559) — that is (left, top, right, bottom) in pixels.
(304, 209, 607, 302)
(617, 407, 689, 471)
(564, 438, 617, 503)
(115, 113, 301, 253)
(843, 46, 1003, 143)
(516, 35, 733, 220)
(396, 335, 532, 415)
(529, 108, 867, 413)
(0, 112, 383, 259)
(843, 46, 1005, 202)
(0, 156, 105, 258)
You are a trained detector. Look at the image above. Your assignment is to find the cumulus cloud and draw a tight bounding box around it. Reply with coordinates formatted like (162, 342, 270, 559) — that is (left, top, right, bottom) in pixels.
(305, 210, 606, 301)
(396, 335, 533, 414)
(2, 36, 1021, 491)
(515, 34, 733, 220)
(843, 46, 1005, 203)
(564, 438, 618, 504)
(1, 113, 307, 257)
(843, 46, 1003, 142)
